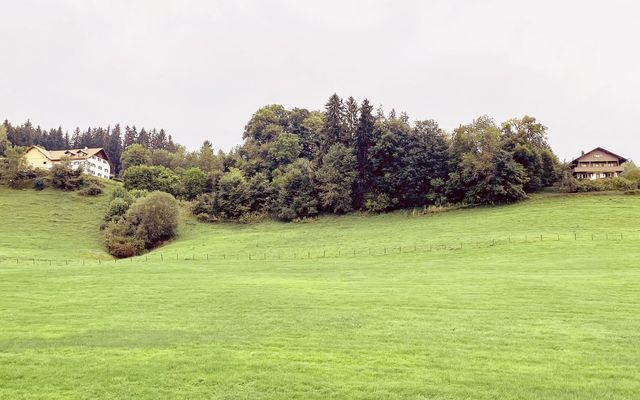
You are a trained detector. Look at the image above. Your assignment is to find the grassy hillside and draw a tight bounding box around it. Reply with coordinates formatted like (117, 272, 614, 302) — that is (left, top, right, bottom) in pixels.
(0, 187, 111, 261)
(1, 190, 639, 399)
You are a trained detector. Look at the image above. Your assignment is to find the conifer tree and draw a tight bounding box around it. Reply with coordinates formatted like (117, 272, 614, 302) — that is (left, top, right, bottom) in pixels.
(353, 99, 375, 209)
(344, 96, 359, 147)
(321, 93, 345, 155)
(123, 126, 137, 149)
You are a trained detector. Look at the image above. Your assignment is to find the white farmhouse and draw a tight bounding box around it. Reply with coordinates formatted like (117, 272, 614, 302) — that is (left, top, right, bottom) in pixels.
(24, 145, 112, 179)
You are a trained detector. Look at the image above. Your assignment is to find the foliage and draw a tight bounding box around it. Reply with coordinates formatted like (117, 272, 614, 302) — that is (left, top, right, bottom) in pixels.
(103, 197, 131, 225)
(574, 177, 637, 192)
(316, 144, 357, 213)
(49, 160, 85, 190)
(123, 165, 180, 196)
(272, 158, 318, 221)
(0, 146, 37, 188)
(180, 167, 208, 200)
(79, 184, 103, 196)
(447, 116, 528, 205)
(120, 144, 152, 171)
(104, 191, 179, 257)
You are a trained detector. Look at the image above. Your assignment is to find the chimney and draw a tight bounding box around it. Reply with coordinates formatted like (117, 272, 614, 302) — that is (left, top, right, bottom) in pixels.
(581, 150, 585, 156)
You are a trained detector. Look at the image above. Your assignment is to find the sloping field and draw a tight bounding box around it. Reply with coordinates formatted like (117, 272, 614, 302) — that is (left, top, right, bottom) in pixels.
(1, 189, 639, 399)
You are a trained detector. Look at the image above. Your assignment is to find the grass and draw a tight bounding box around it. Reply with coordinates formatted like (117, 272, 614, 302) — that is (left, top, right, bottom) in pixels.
(1, 187, 639, 399)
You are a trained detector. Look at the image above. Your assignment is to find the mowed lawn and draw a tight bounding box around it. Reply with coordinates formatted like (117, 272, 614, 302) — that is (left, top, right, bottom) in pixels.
(1, 188, 639, 399)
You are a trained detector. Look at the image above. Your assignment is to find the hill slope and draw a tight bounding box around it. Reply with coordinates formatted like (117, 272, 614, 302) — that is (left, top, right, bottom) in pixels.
(0, 187, 111, 261)
(1, 190, 639, 399)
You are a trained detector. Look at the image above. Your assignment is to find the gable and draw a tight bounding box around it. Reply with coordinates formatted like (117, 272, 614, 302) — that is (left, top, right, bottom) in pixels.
(572, 148, 627, 165)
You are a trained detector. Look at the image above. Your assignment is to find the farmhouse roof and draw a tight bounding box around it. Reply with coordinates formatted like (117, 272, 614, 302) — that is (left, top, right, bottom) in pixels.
(570, 147, 628, 165)
(27, 145, 112, 165)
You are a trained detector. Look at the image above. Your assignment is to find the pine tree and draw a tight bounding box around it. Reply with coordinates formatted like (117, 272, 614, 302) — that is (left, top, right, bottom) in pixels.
(72, 128, 81, 148)
(344, 96, 359, 147)
(353, 99, 375, 209)
(123, 126, 137, 149)
(151, 128, 168, 150)
(375, 105, 385, 120)
(137, 128, 150, 148)
(321, 93, 345, 155)
(107, 124, 123, 174)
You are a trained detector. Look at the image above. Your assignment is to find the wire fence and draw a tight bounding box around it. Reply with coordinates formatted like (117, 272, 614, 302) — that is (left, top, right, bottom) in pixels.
(0, 231, 635, 267)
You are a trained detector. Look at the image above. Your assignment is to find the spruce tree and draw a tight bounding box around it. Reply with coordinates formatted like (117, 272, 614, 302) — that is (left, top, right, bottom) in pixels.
(321, 93, 345, 155)
(353, 99, 375, 209)
(344, 96, 359, 147)
(107, 124, 123, 174)
(123, 126, 137, 149)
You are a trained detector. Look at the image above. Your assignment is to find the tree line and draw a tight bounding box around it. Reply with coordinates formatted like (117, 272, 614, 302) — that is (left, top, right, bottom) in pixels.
(111, 94, 562, 221)
(1, 120, 178, 174)
(1, 93, 566, 222)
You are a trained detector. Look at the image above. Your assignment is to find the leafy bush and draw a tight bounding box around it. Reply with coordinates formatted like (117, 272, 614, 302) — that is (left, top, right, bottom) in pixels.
(104, 218, 145, 258)
(364, 193, 396, 212)
(123, 165, 181, 196)
(103, 191, 179, 258)
(180, 167, 208, 200)
(126, 191, 179, 248)
(79, 184, 103, 196)
(110, 186, 133, 203)
(33, 178, 46, 191)
(49, 162, 84, 190)
(103, 197, 131, 225)
(272, 159, 318, 221)
(575, 177, 637, 193)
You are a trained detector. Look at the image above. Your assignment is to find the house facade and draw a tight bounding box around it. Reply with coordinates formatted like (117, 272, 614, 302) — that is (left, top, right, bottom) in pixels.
(24, 145, 112, 179)
(570, 147, 627, 180)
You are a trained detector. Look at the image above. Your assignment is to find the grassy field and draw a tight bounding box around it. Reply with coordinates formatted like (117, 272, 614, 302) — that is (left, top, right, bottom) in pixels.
(1, 187, 639, 399)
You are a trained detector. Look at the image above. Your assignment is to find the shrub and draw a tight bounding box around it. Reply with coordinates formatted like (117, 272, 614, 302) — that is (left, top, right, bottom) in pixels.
(574, 177, 637, 193)
(33, 179, 46, 191)
(123, 165, 180, 196)
(110, 186, 134, 204)
(180, 167, 208, 200)
(49, 162, 84, 190)
(79, 184, 103, 196)
(124, 191, 179, 248)
(103, 197, 131, 225)
(104, 218, 145, 258)
(103, 191, 179, 257)
(364, 193, 395, 212)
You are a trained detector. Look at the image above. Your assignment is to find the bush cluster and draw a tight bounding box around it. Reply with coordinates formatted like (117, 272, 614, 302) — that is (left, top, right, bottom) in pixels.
(102, 190, 179, 258)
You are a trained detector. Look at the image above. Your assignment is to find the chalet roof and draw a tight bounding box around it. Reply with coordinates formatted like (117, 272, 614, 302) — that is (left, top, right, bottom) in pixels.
(27, 145, 112, 165)
(570, 147, 628, 165)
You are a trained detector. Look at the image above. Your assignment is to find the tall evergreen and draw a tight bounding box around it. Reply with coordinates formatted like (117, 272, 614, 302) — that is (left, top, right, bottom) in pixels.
(344, 96, 359, 147)
(107, 124, 123, 174)
(123, 126, 137, 149)
(353, 99, 375, 209)
(321, 93, 345, 155)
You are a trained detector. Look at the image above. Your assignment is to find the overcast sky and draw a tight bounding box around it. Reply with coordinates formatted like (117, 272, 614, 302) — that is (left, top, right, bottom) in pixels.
(1, 0, 639, 162)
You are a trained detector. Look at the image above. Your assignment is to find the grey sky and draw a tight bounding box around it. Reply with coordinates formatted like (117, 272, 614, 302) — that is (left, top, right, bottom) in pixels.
(1, 0, 639, 162)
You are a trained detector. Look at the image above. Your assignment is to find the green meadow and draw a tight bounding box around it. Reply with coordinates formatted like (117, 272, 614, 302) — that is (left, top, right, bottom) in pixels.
(1, 187, 639, 399)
